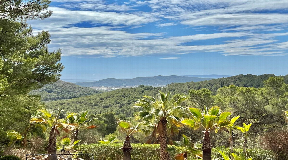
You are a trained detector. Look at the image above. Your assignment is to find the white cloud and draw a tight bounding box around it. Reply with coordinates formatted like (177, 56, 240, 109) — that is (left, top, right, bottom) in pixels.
(157, 23, 176, 27)
(45, 26, 272, 57)
(28, 0, 288, 57)
(28, 7, 157, 30)
(61, 0, 131, 11)
(181, 14, 288, 26)
(160, 57, 179, 59)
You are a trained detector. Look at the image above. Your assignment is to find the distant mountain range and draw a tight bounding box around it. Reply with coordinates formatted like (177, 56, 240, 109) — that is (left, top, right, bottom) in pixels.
(75, 75, 213, 88)
(183, 74, 230, 78)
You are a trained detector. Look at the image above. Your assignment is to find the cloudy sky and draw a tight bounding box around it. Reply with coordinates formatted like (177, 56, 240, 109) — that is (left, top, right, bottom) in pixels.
(28, 0, 288, 82)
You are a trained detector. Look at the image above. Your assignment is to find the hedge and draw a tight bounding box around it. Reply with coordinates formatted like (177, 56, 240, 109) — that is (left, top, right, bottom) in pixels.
(78, 143, 276, 160)
(78, 143, 189, 160)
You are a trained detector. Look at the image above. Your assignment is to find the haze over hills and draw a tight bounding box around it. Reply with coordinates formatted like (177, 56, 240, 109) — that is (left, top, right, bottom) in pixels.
(75, 75, 213, 88)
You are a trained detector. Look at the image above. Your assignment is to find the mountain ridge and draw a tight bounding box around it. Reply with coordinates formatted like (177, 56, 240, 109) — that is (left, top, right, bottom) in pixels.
(75, 75, 213, 88)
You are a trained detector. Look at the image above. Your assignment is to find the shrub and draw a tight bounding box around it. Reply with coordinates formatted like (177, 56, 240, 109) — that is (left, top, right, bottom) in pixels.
(79, 143, 189, 160)
(261, 130, 288, 160)
(0, 155, 21, 160)
(213, 147, 275, 160)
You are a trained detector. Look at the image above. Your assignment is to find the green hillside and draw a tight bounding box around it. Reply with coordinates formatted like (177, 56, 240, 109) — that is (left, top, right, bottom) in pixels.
(45, 85, 159, 117)
(45, 74, 288, 117)
(76, 75, 212, 87)
(167, 74, 288, 94)
(30, 80, 101, 101)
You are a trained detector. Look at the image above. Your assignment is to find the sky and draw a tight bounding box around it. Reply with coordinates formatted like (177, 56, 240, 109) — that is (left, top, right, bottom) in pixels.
(28, 0, 288, 82)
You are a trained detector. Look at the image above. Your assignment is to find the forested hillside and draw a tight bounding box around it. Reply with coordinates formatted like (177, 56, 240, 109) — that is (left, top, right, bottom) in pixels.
(45, 85, 159, 118)
(30, 80, 100, 101)
(167, 74, 288, 94)
(76, 75, 212, 87)
(46, 74, 288, 117)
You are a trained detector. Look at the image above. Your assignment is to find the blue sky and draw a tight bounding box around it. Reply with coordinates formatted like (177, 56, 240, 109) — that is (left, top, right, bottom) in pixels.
(28, 0, 288, 82)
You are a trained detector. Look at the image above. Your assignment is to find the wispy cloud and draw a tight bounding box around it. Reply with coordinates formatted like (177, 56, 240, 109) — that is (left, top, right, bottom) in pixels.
(29, 7, 157, 30)
(157, 23, 176, 27)
(160, 57, 179, 60)
(28, 0, 288, 57)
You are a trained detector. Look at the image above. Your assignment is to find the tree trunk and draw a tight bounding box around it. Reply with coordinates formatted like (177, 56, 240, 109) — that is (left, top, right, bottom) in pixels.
(122, 135, 132, 160)
(229, 130, 233, 152)
(72, 128, 79, 143)
(47, 125, 57, 160)
(202, 130, 211, 160)
(159, 117, 170, 160)
(244, 134, 247, 158)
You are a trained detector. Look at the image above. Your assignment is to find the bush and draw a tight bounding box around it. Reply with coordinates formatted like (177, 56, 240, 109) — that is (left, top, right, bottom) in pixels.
(213, 147, 275, 160)
(79, 143, 190, 160)
(261, 130, 288, 160)
(0, 155, 21, 160)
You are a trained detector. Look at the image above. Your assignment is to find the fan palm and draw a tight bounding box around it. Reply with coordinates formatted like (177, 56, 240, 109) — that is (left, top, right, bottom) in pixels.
(135, 91, 187, 160)
(182, 106, 232, 160)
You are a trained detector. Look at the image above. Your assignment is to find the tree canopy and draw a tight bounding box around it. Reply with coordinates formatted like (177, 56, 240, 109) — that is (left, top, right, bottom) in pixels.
(0, 0, 63, 150)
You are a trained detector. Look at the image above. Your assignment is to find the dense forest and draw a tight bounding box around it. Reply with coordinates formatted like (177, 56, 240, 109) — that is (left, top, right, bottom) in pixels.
(30, 80, 101, 101)
(44, 74, 288, 117)
(76, 75, 212, 87)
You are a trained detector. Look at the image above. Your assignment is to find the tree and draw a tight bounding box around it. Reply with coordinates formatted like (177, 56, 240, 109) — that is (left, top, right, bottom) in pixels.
(118, 121, 139, 160)
(63, 112, 92, 143)
(0, 0, 63, 152)
(30, 109, 62, 160)
(182, 106, 232, 160)
(189, 88, 214, 110)
(0, 0, 52, 20)
(135, 91, 187, 160)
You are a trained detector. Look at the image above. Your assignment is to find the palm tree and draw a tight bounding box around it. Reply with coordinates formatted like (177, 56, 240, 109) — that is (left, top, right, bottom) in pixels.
(29, 109, 63, 160)
(62, 112, 93, 143)
(135, 91, 187, 160)
(182, 106, 232, 160)
(118, 121, 139, 160)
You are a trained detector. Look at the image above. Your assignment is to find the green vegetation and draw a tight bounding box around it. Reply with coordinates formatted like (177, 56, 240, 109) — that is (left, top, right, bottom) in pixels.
(0, 0, 63, 155)
(45, 85, 159, 117)
(0, 155, 21, 160)
(3, 74, 288, 159)
(3, 1, 288, 160)
(30, 80, 100, 101)
(80, 143, 187, 160)
(167, 74, 288, 94)
(45, 74, 288, 117)
(76, 75, 212, 87)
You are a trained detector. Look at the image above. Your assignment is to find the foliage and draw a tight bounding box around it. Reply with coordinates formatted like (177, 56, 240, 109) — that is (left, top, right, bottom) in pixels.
(167, 74, 282, 94)
(0, 155, 21, 160)
(30, 80, 100, 101)
(45, 74, 288, 120)
(0, 0, 63, 152)
(0, 0, 52, 20)
(46, 85, 159, 117)
(261, 130, 288, 160)
(182, 106, 234, 160)
(135, 91, 187, 159)
(189, 88, 214, 110)
(79, 143, 190, 160)
(213, 147, 275, 160)
(118, 121, 139, 136)
(92, 113, 118, 137)
(76, 75, 211, 88)
(181, 106, 232, 132)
